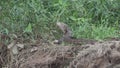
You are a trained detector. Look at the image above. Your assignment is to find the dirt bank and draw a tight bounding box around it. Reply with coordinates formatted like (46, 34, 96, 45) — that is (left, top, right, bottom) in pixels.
(2, 40, 119, 68)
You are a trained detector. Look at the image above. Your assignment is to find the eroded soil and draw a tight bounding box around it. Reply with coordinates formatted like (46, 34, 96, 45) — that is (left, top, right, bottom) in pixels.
(1, 39, 120, 68)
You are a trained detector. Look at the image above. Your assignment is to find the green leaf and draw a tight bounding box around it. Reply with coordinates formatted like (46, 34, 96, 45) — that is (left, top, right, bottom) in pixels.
(24, 23, 32, 33)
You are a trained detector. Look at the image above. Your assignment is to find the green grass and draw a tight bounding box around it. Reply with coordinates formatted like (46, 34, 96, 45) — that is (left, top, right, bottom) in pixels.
(0, 0, 120, 41)
(72, 23, 118, 40)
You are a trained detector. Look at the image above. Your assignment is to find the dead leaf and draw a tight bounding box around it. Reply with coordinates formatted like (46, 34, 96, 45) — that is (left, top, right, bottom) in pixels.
(12, 45, 18, 55)
(7, 40, 19, 55)
(16, 44, 24, 49)
(7, 40, 17, 49)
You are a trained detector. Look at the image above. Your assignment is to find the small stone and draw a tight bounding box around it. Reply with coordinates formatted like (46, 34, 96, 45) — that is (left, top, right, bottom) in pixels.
(30, 47, 38, 52)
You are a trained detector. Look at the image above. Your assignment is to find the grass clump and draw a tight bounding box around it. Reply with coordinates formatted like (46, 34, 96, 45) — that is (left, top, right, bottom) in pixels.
(0, 0, 119, 41)
(72, 23, 118, 40)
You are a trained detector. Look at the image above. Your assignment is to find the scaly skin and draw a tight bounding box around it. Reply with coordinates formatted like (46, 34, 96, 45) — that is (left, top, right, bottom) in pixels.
(54, 22, 97, 45)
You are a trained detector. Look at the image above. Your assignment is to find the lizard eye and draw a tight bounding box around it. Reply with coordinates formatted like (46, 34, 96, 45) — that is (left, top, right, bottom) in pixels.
(64, 29, 68, 34)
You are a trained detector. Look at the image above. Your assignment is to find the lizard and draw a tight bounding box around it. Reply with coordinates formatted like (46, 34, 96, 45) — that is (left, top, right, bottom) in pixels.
(54, 22, 97, 45)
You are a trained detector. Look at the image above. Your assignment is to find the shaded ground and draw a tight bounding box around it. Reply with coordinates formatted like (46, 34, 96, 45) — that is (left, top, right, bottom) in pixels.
(1, 38, 120, 68)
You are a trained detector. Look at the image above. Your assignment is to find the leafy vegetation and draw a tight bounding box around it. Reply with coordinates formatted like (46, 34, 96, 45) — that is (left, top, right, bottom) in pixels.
(0, 0, 120, 41)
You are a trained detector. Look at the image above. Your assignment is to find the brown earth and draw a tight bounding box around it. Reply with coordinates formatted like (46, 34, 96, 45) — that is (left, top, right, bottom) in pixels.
(1, 39, 120, 68)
